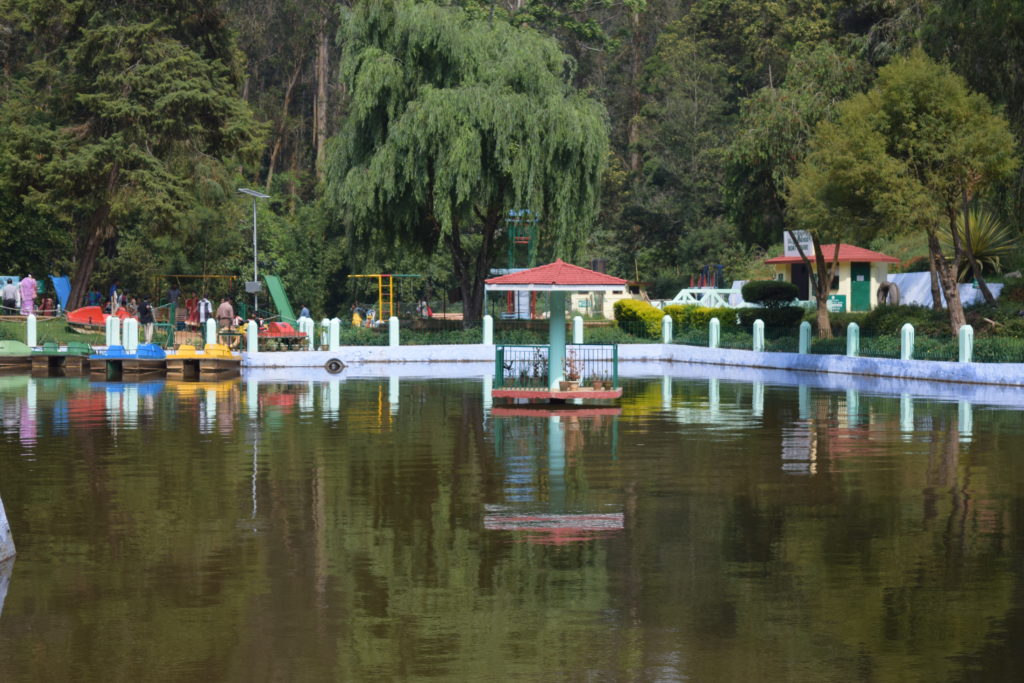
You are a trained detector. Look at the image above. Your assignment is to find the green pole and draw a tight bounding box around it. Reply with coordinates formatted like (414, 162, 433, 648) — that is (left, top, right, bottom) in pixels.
(548, 291, 566, 390)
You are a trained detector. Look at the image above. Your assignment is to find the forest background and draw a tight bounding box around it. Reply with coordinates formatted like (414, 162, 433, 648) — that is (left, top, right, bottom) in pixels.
(2, 0, 1023, 322)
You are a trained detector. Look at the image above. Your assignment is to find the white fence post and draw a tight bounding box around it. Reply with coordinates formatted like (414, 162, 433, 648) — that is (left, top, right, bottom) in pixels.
(106, 315, 121, 347)
(752, 319, 765, 352)
(573, 315, 584, 344)
(846, 322, 859, 357)
(661, 315, 673, 344)
(123, 318, 139, 352)
(483, 314, 494, 345)
(709, 318, 720, 349)
(958, 324, 974, 363)
(329, 318, 341, 351)
(389, 316, 400, 347)
(798, 320, 811, 354)
(26, 314, 36, 348)
(205, 318, 217, 346)
(247, 320, 258, 354)
(900, 323, 915, 361)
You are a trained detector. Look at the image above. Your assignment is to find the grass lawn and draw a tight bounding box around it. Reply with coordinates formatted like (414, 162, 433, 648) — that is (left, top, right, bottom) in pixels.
(0, 318, 104, 346)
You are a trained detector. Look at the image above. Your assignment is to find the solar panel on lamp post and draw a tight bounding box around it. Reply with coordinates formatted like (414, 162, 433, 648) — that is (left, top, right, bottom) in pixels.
(237, 188, 270, 317)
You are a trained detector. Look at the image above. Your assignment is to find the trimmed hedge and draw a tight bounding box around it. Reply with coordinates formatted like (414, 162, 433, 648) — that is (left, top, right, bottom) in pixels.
(662, 304, 738, 330)
(736, 306, 805, 333)
(613, 299, 664, 338)
(741, 280, 799, 308)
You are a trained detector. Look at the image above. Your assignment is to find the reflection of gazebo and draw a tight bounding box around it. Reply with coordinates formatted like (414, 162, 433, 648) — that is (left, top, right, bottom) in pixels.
(485, 260, 625, 402)
(486, 404, 623, 545)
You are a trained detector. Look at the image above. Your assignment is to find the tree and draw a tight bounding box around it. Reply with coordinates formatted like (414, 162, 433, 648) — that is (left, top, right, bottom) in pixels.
(728, 43, 868, 338)
(0, 2, 264, 308)
(788, 50, 1019, 336)
(324, 0, 609, 323)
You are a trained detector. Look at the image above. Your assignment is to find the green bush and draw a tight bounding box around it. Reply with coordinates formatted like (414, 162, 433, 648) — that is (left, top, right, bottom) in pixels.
(1001, 279, 1024, 303)
(736, 306, 805, 333)
(662, 304, 738, 330)
(613, 299, 665, 338)
(741, 280, 799, 308)
(822, 311, 869, 336)
(859, 304, 948, 337)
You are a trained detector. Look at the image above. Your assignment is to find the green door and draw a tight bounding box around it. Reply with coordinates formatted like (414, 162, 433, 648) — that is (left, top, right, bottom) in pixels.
(851, 262, 871, 311)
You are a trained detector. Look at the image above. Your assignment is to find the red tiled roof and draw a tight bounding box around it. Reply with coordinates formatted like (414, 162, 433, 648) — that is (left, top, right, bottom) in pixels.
(764, 244, 899, 264)
(485, 259, 627, 286)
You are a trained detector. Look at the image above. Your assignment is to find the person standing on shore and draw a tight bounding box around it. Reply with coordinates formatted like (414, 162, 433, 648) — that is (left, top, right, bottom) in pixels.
(1, 279, 19, 314)
(19, 273, 36, 315)
(138, 298, 155, 343)
(197, 295, 212, 324)
(215, 297, 234, 329)
(109, 281, 121, 314)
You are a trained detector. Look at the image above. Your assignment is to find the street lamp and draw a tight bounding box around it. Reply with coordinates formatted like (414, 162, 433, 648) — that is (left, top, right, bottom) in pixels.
(237, 188, 270, 315)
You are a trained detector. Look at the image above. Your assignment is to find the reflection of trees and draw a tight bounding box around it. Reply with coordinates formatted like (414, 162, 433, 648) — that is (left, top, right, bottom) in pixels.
(1, 380, 1023, 679)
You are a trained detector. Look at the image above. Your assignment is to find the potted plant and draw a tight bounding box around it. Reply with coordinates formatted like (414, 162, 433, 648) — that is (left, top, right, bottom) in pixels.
(560, 349, 581, 390)
(589, 373, 603, 390)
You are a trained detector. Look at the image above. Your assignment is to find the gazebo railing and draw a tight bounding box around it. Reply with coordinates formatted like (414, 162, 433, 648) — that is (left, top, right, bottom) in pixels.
(495, 343, 619, 389)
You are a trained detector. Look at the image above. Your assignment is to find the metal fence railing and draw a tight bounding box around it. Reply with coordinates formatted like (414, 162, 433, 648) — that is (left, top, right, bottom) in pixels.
(494, 344, 619, 389)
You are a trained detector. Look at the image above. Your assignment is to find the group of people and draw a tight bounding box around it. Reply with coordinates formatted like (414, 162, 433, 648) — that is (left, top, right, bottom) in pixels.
(86, 280, 147, 318)
(1, 275, 43, 316)
(350, 302, 377, 328)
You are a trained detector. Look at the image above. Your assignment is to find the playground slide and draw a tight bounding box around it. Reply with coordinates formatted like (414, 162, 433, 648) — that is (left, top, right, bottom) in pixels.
(262, 274, 297, 327)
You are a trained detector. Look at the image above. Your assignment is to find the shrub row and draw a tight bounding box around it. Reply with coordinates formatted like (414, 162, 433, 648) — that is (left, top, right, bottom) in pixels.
(662, 304, 737, 330)
(736, 306, 805, 333)
(613, 299, 665, 338)
(637, 302, 805, 337)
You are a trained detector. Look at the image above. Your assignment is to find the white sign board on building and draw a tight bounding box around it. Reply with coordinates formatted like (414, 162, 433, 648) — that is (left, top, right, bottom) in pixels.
(783, 230, 813, 258)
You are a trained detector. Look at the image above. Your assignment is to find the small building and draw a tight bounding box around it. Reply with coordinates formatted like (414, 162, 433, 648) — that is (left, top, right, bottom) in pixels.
(570, 281, 649, 320)
(764, 244, 899, 312)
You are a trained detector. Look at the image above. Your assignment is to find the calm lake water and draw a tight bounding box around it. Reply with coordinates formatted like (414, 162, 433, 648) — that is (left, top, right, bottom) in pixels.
(1, 368, 1024, 681)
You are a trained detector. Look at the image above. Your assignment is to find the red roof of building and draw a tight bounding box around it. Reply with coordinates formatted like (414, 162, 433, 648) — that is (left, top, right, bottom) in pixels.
(764, 244, 899, 265)
(485, 259, 627, 287)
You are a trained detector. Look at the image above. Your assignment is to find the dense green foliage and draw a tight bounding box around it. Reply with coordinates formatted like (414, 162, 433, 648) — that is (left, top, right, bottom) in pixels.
(740, 280, 799, 308)
(3, 0, 1024, 325)
(789, 50, 1020, 335)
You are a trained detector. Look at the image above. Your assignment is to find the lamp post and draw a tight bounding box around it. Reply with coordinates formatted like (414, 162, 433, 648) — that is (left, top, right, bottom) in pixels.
(237, 188, 270, 315)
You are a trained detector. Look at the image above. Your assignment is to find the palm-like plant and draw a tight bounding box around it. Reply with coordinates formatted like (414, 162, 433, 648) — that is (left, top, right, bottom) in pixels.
(940, 207, 1019, 282)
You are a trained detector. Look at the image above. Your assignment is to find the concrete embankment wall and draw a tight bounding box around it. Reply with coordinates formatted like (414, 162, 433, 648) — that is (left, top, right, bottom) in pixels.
(661, 344, 1024, 388)
(242, 343, 1024, 388)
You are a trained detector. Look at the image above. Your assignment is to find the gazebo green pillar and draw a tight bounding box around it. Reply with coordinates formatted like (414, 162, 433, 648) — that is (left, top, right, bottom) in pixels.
(548, 291, 566, 390)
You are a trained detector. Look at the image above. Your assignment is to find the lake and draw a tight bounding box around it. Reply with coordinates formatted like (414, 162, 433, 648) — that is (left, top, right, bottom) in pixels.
(1, 367, 1023, 681)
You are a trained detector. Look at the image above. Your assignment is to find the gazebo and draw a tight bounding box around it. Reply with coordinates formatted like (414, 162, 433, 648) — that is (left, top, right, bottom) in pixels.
(485, 259, 625, 402)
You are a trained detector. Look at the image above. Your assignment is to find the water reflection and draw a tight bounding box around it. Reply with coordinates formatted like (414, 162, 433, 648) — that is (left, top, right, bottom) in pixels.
(1, 369, 1023, 680)
(488, 407, 624, 544)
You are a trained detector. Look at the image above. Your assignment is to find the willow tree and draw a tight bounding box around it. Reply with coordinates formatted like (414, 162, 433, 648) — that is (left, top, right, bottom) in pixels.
(324, 0, 609, 323)
(788, 50, 1019, 336)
